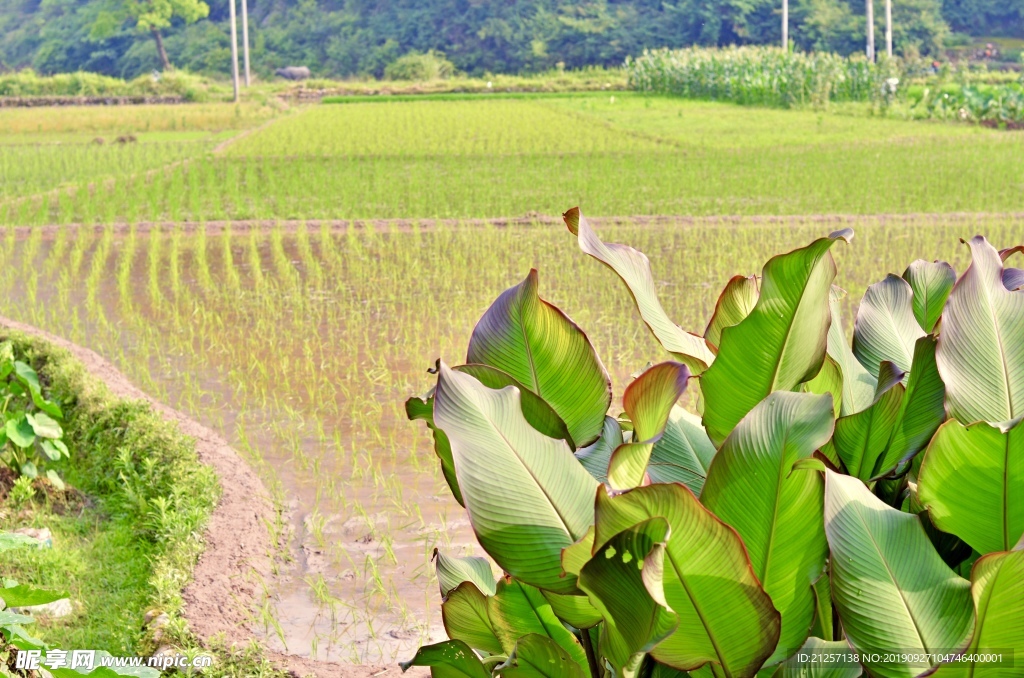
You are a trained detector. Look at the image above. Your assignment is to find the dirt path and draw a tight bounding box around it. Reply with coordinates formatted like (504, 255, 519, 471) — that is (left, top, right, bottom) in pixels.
(0, 315, 427, 678)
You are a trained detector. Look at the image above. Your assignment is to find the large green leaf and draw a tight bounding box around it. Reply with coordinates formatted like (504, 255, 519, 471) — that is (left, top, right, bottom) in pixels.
(457, 364, 572, 442)
(831, 362, 905, 481)
(826, 289, 877, 416)
(872, 335, 947, 479)
(576, 416, 623, 484)
(701, 230, 851, 446)
(771, 637, 862, 678)
(932, 544, 1024, 677)
(408, 362, 575, 505)
(563, 207, 715, 374)
(0, 584, 67, 608)
(578, 518, 678, 673)
(607, 362, 689, 490)
(918, 419, 1024, 555)
(400, 640, 491, 678)
(407, 389, 463, 506)
(435, 549, 497, 598)
(823, 470, 975, 678)
(902, 260, 956, 333)
(487, 578, 589, 673)
(442, 581, 504, 655)
(495, 634, 588, 678)
(433, 363, 598, 593)
(466, 268, 611, 447)
(805, 355, 843, 418)
(646, 405, 717, 495)
(541, 590, 603, 629)
(935, 236, 1024, 431)
(705, 275, 759, 351)
(594, 484, 781, 677)
(701, 392, 834, 665)
(853, 274, 925, 377)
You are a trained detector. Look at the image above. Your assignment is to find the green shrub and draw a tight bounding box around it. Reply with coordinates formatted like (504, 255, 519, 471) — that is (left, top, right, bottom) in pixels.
(384, 50, 457, 81)
(0, 69, 216, 101)
(406, 207, 1024, 677)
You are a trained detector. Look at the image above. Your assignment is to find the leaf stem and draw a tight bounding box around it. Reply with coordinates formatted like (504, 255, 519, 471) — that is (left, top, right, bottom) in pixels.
(581, 627, 601, 678)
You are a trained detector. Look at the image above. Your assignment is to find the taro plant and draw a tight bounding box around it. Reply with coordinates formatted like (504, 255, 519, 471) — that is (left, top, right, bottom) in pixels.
(0, 341, 69, 488)
(405, 208, 1024, 678)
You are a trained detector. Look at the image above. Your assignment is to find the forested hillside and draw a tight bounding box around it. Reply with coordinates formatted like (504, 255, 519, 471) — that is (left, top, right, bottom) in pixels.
(0, 0, 1021, 80)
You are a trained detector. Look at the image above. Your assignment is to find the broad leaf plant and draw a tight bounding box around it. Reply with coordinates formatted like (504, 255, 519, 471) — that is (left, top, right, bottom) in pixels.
(405, 208, 1024, 678)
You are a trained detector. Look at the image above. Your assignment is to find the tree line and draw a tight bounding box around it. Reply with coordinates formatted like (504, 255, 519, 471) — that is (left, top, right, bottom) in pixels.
(0, 0, 1020, 80)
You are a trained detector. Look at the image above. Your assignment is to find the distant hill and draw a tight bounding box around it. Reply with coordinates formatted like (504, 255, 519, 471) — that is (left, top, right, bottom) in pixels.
(0, 0, 1019, 80)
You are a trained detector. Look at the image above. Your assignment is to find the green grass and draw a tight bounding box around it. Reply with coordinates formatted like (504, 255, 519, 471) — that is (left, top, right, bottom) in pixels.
(0, 333, 233, 666)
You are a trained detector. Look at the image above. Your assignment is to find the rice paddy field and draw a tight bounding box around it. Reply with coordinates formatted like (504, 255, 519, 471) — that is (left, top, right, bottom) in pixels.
(1, 93, 1022, 664)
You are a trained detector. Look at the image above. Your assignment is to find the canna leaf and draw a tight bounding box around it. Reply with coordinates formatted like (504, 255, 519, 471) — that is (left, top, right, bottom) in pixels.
(805, 354, 843, 417)
(541, 591, 602, 629)
(607, 362, 689, 490)
(825, 289, 876, 416)
(594, 483, 780, 677)
(918, 419, 1024, 555)
(701, 230, 850, 446)
(563, 207, 715, 374)
(578, 518, 677, 674)
(701, 392, 835, 664)
(435, 549, 496, 597)
(433, 363, 598, 593)
(467, 268, 611, 448)
(931, 543, 1024, 677)
(852, 274, 924, 377)
(823, 470, 975, 678)
(935, 236, 1024, 431)
(902, 260, 956, 333)
(772, 637, 863, 677)
(705, 275, 759, 351)
(495, 634, 587, 678)
(871, 335, 946, 480)
(399, 639, 490, 678)
(646, 405, 717, 495)
(831, 362, 905, 481)
(575, 416, 622, 484)
(441, 581, 504, 655)
(487, 578, 589, 674)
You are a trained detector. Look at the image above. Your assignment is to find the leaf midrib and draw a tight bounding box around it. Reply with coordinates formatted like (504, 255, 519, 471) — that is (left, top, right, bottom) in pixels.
(851, 502, 931, 655)
(488, 407, 582, 541)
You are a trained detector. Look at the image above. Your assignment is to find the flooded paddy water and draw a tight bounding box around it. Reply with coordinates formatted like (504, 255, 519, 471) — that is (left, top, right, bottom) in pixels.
(0, 213, 1020, 662)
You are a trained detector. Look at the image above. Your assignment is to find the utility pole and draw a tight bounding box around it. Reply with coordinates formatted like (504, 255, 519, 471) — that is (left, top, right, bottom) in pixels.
(240, 0, 251, 86)
(866, 0, 875, 61)
(229, 0, 240, 102)
(782, 0, 788, 51)
(884, 0, 892, 57)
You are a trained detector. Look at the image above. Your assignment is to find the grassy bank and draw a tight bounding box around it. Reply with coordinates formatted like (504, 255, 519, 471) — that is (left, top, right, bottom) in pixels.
(0, 331, 281, 677)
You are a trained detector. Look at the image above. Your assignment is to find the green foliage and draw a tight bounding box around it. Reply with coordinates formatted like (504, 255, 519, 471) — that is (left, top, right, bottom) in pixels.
(384, 50, 457, 81)
(627, 46, 903, 107)
(0, 341, 69, 488)
(0, 69, 218, 100)
(0, 0, 960, 80)
(407, 209, 1024, 677)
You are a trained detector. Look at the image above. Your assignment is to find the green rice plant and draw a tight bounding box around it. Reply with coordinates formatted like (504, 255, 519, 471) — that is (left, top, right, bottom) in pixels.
(405, 208, 1024, 677)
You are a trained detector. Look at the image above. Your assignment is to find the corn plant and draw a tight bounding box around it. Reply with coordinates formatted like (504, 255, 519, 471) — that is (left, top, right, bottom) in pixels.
(0, 341, 68, 488)
(626, 47, 901, 108)
(405, 208, 1024, 678)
